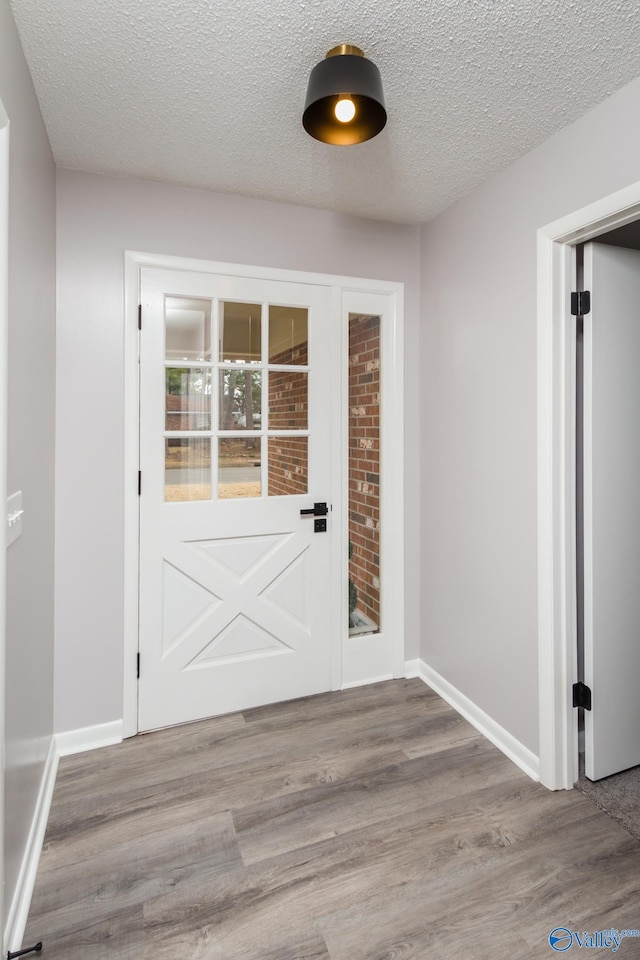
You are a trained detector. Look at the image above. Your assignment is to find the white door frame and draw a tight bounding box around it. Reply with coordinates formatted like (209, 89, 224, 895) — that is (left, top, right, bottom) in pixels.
(0, 98, 10, 953)
(537, 180, 640, 790)
(123, 251, 404, 737)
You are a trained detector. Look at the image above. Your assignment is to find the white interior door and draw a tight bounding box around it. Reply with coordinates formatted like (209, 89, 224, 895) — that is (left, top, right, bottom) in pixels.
(583, 242, 640, 780)
(138, 268, 337, 731)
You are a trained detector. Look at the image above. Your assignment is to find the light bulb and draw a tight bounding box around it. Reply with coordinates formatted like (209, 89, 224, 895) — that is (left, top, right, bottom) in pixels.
(335, 98, 356, 123)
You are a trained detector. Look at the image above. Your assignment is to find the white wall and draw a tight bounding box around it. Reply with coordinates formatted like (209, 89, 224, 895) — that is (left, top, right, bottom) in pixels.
(0, 0, 56, 927)
(420, 75, 640, 755)
(54, 170, 421, 733)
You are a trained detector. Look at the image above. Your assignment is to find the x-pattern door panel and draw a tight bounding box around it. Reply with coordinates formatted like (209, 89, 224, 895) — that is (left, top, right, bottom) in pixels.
(161, 535, 310, 669)
(139, 268, 335, 731)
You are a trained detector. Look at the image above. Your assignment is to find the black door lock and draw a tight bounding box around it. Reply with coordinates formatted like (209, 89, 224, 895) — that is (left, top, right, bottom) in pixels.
(300, 502, 328, 517)
(314, 519, 327, 533)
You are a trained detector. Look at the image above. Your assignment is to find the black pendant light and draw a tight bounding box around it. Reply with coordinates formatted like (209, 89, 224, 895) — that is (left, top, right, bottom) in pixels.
(303, 44, 387, 146)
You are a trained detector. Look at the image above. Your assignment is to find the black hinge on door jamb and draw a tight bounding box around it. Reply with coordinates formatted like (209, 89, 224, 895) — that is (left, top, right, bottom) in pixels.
(137, 653, 140, 679)
(572, 681, 592, 711)
(138, 471, 142, 495)
(138, 304, 142, 330)
(571, 290, 591, 316)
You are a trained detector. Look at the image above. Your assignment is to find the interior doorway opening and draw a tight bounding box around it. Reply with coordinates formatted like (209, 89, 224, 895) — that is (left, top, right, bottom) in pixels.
(571, 224, 640, 840)
(537, 179, 640, 793)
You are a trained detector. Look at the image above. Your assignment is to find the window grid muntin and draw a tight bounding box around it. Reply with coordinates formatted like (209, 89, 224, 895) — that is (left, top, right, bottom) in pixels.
(164, 296, 310, 501)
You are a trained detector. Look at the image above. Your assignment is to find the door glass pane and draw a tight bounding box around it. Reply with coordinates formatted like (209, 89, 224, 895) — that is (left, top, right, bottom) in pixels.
(268, 437, 308, 496)
(165, 438, 211, 501)
(165, 368, 211, 431)
(269, 306, 308, 364)
(220, 301, 261, 363)
(165, 297, 211, 361)
(348, 314, 380, 635)
(268, 371, 308, 429)
(218, 438, 261, 498)
(219, 370, 262, 430)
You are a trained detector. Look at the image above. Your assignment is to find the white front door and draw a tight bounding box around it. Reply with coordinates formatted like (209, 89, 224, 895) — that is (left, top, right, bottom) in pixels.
(583, 242, 640, 780)
(138, 268, 337, 731)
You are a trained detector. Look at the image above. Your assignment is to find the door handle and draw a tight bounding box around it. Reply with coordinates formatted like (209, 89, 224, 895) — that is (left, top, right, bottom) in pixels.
(300, 502, 328, 517)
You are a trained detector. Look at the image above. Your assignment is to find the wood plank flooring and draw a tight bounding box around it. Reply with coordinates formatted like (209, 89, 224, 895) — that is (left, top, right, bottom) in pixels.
(24, 680, 640, 959)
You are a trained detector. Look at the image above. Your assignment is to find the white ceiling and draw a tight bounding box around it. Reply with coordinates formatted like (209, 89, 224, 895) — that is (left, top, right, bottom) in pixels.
(9, 0, 640, 224)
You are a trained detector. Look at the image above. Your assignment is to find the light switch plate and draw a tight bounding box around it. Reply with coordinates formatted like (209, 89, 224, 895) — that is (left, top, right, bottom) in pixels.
(7, 490, 23, 546)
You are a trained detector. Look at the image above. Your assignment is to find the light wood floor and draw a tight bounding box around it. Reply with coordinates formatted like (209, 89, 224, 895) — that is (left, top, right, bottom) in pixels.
(25, 680, 640, 959)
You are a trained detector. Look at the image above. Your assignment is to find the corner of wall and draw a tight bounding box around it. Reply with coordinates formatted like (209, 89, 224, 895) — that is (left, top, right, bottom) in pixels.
(4, 736, 57, 955)
(407, 657, 540, 783)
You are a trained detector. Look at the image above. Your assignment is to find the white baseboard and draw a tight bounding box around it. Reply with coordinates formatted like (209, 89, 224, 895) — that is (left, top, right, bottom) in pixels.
(55, 719, 123, 757)
(4, 736, 58, 955)
(404, 658, 422, 679)
(407, 659, 540, 782)
(4, 720, 125, 951)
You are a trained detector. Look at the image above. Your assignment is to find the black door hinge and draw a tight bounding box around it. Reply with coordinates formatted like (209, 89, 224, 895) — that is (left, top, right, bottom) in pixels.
(138, 471, 142, 495)
(572, 681, 592, 710)
(138, 304, 142, 330)
(137, 653, 140, 679)
(570, 290, 591, 316)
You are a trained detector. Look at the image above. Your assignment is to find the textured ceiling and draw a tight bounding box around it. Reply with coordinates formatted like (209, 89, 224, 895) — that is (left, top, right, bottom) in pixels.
(8, 0, 640, 224)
